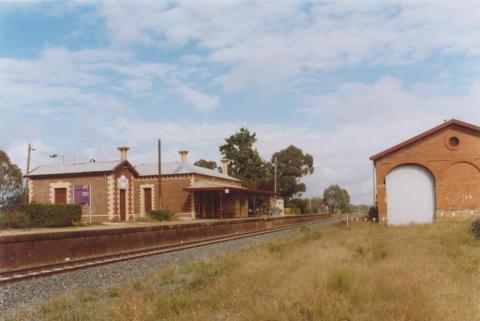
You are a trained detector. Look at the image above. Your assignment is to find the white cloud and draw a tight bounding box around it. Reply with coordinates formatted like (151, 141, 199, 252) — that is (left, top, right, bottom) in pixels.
(4, 69, 480, 205)
(0, 46, 219, 115)
(4, 1, 480, 205)
(175, 85, 220, 112)
(300, 76, 480, 128)
(4, 73, 480, 204)
(95, 1, 480, 92)
(296, 75, 480, 202)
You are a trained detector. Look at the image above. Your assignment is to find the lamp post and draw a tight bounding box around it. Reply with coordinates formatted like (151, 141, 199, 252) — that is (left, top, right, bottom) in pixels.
(49, 153, 65, 164)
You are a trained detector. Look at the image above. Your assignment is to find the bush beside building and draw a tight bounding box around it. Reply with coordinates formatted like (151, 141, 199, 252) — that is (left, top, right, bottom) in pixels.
(149, 209, 172, 221)
(20, 203, 82, 227)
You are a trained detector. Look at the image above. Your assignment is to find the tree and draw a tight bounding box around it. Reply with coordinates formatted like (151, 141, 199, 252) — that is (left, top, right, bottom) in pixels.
(0, 150, 23, 209)
(323, 185, 350, 214)
(272, 145, 314, 200)
(219, 128, 269, 188)
(287, 198, 308, 213)
(194, 159, 218, 170)
(305, 197, 324, 210)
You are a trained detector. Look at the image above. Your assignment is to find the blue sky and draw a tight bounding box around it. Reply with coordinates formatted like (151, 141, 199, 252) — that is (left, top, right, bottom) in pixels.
(1, 1, 480, 204)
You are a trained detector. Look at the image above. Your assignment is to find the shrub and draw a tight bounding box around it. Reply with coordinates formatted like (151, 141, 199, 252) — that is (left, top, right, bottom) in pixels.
(287, 198, 308, 213)
(266, 242, 282, 254)
(287, 207, 302, 215)
(326, 269, 355, 293)
(0, 211, 29, 229)
(149, 209, 172, 221)
(471, 220, 480, 239)
(21, 203, 82, 227)
(298, 225, 323, 242)
(105, 287, 120, 298)
(372, 243, 388, 260)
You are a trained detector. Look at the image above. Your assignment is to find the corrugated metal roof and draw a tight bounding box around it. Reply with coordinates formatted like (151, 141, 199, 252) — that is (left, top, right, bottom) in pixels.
(135, 162, 241, 181)
(27, 160, 124, 177)
(184, 179, 275, 195)
(185, 179, 247, 190)
(27, 160, 240, 182)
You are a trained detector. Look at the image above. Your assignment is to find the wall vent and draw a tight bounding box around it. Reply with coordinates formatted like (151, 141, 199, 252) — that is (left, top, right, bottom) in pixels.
(448, 136, 460, 147)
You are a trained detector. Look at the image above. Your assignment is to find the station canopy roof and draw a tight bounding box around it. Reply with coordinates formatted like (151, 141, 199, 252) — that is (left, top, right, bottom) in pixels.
(184, 179, 276, 196)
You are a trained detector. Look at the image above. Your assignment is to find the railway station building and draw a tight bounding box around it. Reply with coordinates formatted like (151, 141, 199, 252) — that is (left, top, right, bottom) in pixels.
(370, 119, 480, 225)
(26, 147, 275, 222)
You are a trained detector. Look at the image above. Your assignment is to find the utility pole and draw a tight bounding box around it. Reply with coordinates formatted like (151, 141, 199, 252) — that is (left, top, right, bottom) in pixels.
(25, 144, 34, 199)
(26, 144, 32, 177)
(274, 155, 277, 195)
(157, 139, 162, 210)
(274, 155, 278, 213)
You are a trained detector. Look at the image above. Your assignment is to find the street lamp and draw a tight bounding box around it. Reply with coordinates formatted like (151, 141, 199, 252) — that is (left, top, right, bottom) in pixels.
(49, 153, 65, 165)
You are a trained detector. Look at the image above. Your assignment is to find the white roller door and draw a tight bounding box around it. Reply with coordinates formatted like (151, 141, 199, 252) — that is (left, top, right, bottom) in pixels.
(385, 165, 435, 225)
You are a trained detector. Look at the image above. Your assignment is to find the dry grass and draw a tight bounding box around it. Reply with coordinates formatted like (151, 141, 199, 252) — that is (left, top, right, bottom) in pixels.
(7, 220, 480, 321)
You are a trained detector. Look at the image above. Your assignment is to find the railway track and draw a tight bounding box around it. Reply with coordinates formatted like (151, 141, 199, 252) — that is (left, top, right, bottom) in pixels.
(0, 216, 345, 285)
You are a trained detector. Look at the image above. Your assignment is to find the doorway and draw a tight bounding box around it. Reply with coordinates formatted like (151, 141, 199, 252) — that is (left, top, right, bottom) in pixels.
(119, 189, 126, 221)
(386, 164, 435, 225)
(144, 188, 152, 214)
(54, 188, 67, 204)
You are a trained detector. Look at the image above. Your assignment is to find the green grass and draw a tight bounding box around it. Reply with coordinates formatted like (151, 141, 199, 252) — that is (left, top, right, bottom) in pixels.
(7, 220, 480, 321)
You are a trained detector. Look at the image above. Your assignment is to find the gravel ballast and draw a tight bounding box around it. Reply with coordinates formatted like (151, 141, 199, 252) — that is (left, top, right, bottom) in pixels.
(0, 219, 341, 318)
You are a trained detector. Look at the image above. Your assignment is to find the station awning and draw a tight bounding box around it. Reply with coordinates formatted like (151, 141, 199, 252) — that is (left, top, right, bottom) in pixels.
(184, 180, 276, 196)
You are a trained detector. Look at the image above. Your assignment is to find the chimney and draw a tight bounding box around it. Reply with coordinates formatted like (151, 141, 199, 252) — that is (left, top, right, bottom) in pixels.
(179, 149, 189, 165)
(221, 159, 229, 175)
(117, 146, 130, 161)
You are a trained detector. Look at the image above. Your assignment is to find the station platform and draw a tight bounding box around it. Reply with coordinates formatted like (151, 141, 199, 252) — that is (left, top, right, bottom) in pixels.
(0, 218, 224, 237)
(0, 214, 331, 272)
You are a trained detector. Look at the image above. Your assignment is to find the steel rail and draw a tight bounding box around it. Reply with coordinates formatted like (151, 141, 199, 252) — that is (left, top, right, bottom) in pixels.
(0, 216, 344, 285)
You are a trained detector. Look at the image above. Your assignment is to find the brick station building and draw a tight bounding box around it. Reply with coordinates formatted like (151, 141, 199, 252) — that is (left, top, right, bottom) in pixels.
(370, 119, 480, 225)
(26, 147, 275, 222)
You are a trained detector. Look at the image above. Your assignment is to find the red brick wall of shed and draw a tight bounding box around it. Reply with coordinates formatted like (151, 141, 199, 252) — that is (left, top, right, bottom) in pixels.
(374, 125, 480, 223)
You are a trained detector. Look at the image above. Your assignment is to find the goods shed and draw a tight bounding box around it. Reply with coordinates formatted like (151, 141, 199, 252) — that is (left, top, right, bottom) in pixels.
(370, 119, 480, 225)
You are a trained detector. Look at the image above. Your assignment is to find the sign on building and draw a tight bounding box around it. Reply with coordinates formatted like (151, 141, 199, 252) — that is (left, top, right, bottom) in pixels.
(74, 185, 90, 205)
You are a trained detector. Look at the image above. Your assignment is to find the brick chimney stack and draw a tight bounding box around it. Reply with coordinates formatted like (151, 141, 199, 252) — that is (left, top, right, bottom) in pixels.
(117, 146, 130, 161)
(179, 149, 189, 165)
(221, 159, 229, 175)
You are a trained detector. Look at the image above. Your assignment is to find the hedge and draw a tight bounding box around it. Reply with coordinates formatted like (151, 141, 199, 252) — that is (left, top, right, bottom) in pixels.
(21, 203, 82, 227)
(149, 209, 172, 221)
(0, 211, 29, 229)
(284, 208, 302, 215)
